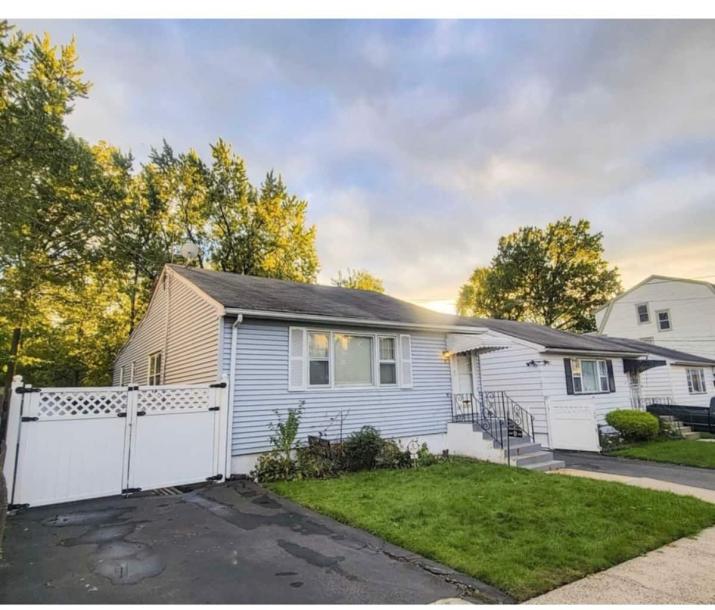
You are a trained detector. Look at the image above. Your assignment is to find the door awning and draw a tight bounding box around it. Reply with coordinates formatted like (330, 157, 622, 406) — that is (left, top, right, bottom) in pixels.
(623, 358, 667, 374)
(446, 333, 511, 355)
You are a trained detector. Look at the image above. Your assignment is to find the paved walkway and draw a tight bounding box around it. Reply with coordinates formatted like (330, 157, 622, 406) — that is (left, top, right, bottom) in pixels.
(555, 450, 715, 490)
(530, 451, 715, 603)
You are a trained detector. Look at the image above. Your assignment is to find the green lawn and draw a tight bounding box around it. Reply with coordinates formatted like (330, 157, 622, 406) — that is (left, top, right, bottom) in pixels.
(269, 459, 715, 601)
(612, 438, 715, 468)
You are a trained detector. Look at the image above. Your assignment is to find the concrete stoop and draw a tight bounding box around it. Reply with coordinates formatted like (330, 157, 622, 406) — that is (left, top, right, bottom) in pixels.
(657, 415, 701, 440)
(446, 422, 565, 471)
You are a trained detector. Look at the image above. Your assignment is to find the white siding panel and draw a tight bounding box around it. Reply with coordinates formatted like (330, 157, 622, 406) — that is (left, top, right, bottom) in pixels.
(478, 344, 549, 444)
(669, 365, 715, 407)
(113, 270, 220, 385)
(231, 320, 452, 456)
(542, 356, 632, 425)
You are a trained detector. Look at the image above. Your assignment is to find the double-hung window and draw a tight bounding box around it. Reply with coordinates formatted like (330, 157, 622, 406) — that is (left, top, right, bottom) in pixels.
(656, 310, 672, 331)
(686, 368, 706, 394)
(636, 303, 650, 324)
(119, 365, 125, 386)
(308, 332, 330, 386)
(378, 337, 397, 385)
(570, 358, 610, 393)
(148, 351, 163, 386)
(296, 329, 411, 390)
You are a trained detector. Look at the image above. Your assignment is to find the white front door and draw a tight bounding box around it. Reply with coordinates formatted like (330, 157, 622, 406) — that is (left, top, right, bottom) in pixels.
(454, 353, 475, 395)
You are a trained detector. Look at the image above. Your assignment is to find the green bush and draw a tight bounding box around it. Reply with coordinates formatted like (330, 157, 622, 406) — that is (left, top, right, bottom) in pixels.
(606, 409, 660, 442)
(376, 439, 412, 469)
(341, 426, 384, 471)
(251, 453, 296, 482)
(415, 442, 439, 467)
(295, 445, 338, 479)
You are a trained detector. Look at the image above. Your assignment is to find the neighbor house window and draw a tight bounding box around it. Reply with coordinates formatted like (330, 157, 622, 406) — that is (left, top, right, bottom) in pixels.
(656, 310, 672, 331)
(686, 368, 706, 394)
(130, 361, 136, 384)
(333, 333, 374, 386)
(571, 359, 610, 394)
(308, 332, 330, 386)
(119, 365, 125, 386)
(378, 336, 397, 385)
(148, 352, 162, 386)
(636, 303, 650, 324)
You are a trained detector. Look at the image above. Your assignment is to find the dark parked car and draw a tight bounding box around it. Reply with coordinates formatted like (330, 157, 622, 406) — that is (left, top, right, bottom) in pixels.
(647, 398, 715, 434)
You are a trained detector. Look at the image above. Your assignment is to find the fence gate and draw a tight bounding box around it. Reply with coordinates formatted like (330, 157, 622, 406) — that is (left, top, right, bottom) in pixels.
(3, 378, 229, 508)
(546, 401, 601, 452)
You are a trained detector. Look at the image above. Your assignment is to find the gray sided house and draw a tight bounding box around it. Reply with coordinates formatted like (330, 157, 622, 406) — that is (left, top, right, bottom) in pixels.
(114, 264, 715, 473)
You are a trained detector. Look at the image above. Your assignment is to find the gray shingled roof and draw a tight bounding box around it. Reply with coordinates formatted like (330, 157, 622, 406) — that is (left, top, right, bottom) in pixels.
(601, 337, 715, 366)
(169, 265, 642, 354)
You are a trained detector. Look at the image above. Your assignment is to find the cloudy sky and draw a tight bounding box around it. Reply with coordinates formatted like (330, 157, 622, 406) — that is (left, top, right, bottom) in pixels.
(16, 20, 715, 312)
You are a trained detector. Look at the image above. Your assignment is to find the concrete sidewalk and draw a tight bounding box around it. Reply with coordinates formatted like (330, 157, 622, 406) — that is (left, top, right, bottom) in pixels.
(528, 526, 715, 604)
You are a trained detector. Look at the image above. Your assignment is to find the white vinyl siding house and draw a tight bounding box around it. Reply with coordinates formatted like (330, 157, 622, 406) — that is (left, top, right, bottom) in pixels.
(227, 319, 451, 472)
(113, 267, 223, 386)
(596, 275, 715, 360)
(113, 265, 715, 474)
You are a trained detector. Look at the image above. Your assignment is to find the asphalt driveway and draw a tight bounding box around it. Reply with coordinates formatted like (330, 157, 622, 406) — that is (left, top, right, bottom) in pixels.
(555, 450, 715, 490)
(0, 480, 508, 604)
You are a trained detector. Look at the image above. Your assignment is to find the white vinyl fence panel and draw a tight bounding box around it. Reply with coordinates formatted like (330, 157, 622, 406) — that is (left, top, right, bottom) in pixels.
(4, 378, 229, 508)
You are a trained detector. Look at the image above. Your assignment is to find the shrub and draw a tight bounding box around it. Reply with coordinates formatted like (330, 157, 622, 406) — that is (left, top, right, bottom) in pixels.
(415, 442, 439, 467)
(295, 445, 338, 479)
(251, 453, 296, 482)
(605, 409, 659, 442)
(341, 426, 384, 471)
(269, 405, 303, 462)
(376, 439, 412, 469)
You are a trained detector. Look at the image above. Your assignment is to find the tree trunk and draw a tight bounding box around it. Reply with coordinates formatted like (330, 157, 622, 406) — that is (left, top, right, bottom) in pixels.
(1, 328, 21, 443)
(0, 327, 20, 559)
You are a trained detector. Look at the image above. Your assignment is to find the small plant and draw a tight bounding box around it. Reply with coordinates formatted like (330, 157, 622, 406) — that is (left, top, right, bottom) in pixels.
(268, 405, 304, 462)
(415, 442, 439, 467)
(252, 404, 304, 482)
(605, 409, 659, 442)
(341, 426, 384, 471)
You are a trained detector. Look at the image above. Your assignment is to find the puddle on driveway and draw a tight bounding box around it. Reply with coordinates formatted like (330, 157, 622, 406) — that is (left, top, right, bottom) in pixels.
(42, 507, 165, 585)
(277, 539, 359, 582)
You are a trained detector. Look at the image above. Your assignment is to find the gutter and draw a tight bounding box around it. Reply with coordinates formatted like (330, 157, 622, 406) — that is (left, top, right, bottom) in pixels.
(541, 348, 647, 358)
(225, 314, 243, 476)
(223, 307, 488, 334)
(672, 360, 715, 368)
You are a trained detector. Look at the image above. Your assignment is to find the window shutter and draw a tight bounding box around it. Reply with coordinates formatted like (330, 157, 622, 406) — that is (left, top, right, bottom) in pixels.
(288, 327, 306, 391)
(606, 360, 616, 392)
(399, 334, 413, 388)
(564, 358, 574, 395)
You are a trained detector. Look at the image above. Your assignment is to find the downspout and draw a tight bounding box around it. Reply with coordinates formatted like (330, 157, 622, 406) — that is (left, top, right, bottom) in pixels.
(225, 314, 243, 477)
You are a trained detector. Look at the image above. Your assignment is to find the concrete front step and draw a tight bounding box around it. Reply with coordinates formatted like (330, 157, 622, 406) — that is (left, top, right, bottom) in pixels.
(519, 459, 566, 471)
(515, 450, 555, 466)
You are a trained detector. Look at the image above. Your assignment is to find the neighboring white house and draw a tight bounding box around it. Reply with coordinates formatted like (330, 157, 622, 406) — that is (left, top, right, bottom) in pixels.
(597, 336, 715, 409)
(110, 264, 715, 472)
(595, 275, 715, 360)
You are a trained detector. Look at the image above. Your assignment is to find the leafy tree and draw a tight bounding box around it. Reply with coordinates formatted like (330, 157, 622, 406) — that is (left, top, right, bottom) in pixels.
(457, 218, 621, 332)
(332, 268, 385, 293)
(207, 139, 318, 282)
(0, 22, 98, 398)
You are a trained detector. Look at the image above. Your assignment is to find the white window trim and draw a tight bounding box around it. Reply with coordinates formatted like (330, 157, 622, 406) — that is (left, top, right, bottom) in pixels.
(571, 358, 610, 395)
(635, 302, 650, 325)
(656, 309, 672, 332)
(148, 351, 163, 386)
(130, 361, 136, 384)
(296, 327, 409, 391)
(686, 368, 706, 394)
(119, 365, 125, 386)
